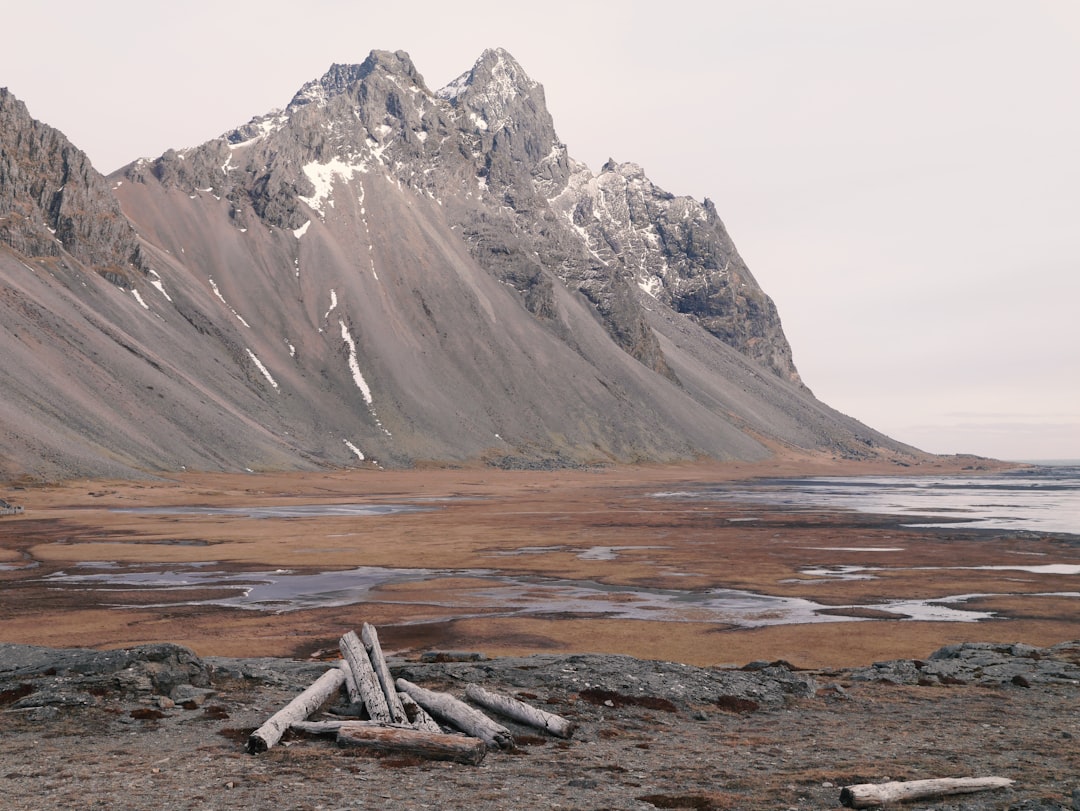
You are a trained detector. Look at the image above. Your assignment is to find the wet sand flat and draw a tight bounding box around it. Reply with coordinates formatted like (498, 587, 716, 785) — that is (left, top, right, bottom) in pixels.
(1, 457, 1076, 668)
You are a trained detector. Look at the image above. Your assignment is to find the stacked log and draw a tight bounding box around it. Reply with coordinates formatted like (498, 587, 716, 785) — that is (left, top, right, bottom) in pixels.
(361, 623, 410, 726)
(290, 720, 487, 765)
(246, 665, 347, 753)
(339, 630, 392, 722)
(465, 684, 577, 739)
(246, 623, 576, 765)
(396, 678, 515, 750)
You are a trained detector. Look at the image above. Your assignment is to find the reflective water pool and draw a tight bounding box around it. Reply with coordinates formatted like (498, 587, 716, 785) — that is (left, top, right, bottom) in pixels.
(41, 562, 1052, 625)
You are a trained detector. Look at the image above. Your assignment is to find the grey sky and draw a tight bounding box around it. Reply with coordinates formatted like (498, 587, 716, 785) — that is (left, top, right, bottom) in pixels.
(4, 0, 1077, 460)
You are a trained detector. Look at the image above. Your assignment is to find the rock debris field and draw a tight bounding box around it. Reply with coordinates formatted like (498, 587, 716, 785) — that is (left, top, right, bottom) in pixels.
(1, 640, 1078, 810)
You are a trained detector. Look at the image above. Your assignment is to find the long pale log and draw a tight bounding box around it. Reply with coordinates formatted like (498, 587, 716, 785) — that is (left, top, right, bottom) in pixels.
(361, 622, 409, 725)
(290, 719, 413, 735)
(246, 666, 346, 754)
(396, 678, 514, 750)
(337, 661, 369, 718)
(840, 777, 1015, 808)
(340, 660, 363, 705)
(340, 630, 391, 722)
(398, 691, 443, 733)
(336, 722, 487, 765)
(464, 684, 576, 739)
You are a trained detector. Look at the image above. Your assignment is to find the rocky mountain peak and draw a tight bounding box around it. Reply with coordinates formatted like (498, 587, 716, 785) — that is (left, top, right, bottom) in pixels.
(288, 50, 429, 110)
(438, 48, 553, 154)
(0, 88, 144, 284)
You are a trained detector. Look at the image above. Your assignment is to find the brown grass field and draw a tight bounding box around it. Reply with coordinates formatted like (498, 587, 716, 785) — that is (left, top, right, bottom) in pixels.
(1, 455, 1076, 668)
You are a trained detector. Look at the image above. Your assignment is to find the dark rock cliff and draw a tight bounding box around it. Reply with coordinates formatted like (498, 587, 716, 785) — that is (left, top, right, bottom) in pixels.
(0, 88, 145, 284)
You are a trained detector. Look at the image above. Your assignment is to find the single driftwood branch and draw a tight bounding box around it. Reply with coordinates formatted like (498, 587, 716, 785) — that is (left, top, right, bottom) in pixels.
(396, 678, 514, 750)
(398, 690, 443, 733)
(246, 665, 346, 754)
(464, 683, 576, 739)
(336, 722, 487, 765)
(340, 630, 391, 722)
(840, 777, 1015, 808)
(361, 622, 409, 725)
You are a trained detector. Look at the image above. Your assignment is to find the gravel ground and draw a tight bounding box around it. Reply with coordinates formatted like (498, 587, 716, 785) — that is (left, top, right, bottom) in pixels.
(1, 641, 1078, 810)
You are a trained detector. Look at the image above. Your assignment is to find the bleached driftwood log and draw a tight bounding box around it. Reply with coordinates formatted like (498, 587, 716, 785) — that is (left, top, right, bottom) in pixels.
(464, 684, 576, 739)
(336, 722, 487, 765)
(246, 665, 346, 754)
(338, 660, 365, 714)
(290, 719, 413, 735)
(361, 622, 409, 725)
(399, 691, 443, 733)
(396, 678, 514, 750)
(340, 630, 391, 722)
(840, 777, 1015, 808)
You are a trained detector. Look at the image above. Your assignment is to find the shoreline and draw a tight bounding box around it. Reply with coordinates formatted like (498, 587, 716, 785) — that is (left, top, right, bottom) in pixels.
(1, 455, 1075, 670)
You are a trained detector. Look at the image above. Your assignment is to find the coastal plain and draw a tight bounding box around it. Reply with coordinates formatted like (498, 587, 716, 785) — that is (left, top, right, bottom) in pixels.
(1, 458, 1077, 669)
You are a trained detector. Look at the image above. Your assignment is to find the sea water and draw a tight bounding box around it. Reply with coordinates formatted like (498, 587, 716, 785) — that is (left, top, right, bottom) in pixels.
(658, 465, 1080, 536)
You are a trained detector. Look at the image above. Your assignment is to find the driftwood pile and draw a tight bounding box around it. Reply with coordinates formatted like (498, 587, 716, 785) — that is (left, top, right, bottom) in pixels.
(246, 624, 575, 764)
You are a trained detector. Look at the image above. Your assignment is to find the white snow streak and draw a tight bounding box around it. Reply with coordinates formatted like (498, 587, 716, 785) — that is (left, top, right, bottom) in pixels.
(339, 319, 372, 404)
(131, 289, 150, 310)
(293, 220, 311, 239)
(147, 269, 172, 301)
(324, 289, 338, 321)
(208, 277, 251, 328)
(638, 275, 663, 299)
(245, 348, 279, 389)
(343, 439, 365, 461)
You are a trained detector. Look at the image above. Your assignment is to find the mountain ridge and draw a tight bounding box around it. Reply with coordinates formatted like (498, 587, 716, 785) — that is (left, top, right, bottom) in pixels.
(0, 49, 923, 481)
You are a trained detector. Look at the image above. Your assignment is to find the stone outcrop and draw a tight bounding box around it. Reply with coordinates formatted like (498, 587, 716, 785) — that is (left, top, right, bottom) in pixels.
(847, 641, 1080, 687)
(0, 88, 145, 284)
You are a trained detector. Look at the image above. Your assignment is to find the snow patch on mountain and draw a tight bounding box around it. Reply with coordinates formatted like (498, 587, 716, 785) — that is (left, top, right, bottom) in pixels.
(147, 269, 172, 302)
(245, 348, 279, 390)
(227, 111, 287, 149)
(638, 275, 663, 299)
(339, 319, 373, 405)
(300, 156, 374, 216)
(208, 277, 251, 328)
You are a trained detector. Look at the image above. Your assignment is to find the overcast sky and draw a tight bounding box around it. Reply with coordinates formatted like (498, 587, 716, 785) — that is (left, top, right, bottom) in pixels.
(4, 1, 1077, 460)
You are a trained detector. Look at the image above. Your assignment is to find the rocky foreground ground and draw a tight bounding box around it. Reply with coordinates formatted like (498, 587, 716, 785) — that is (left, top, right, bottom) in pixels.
(1, 640, 1078, 810)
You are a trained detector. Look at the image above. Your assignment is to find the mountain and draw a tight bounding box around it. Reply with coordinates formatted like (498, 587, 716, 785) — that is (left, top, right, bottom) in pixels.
(0, 50, 921, 481)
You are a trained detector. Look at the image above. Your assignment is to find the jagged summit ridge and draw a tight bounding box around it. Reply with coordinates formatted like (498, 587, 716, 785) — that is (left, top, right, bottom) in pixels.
(121, 46, 802, 389)
(288, 50, 431, 111)
(437, 48, 544, 135)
